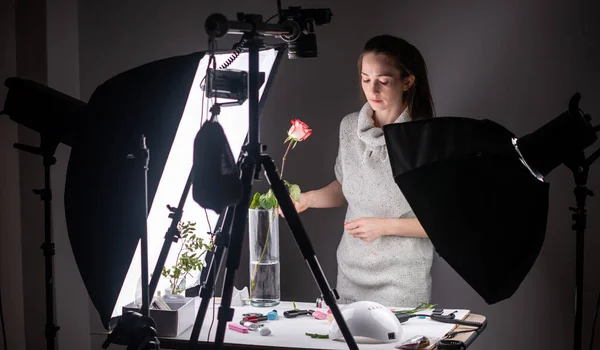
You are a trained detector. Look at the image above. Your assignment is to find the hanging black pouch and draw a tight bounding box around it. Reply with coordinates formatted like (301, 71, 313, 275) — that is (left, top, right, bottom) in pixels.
(192, 119, 242, 214)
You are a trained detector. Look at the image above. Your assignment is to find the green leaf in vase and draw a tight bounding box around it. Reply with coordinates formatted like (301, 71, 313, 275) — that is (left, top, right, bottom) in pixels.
(249, 192, 261, 209)
(259, 190, 278, 210)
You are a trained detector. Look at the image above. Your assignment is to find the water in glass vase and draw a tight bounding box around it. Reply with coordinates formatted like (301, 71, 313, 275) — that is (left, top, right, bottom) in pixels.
(248, 208, 280, 307)
(250, 260, 280, 307)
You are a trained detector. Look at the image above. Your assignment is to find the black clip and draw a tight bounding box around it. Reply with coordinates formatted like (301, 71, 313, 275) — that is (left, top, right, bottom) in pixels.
(283, 310, 310, 318)
(431, 312, 456, 321)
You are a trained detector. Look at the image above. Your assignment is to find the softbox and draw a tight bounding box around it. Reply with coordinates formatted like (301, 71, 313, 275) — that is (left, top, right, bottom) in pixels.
(383, 117, 549, 304)
(64, 52, 204, 328)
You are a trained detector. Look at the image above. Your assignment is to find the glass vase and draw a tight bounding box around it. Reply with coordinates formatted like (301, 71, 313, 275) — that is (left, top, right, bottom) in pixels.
(248, 208, 280, 307)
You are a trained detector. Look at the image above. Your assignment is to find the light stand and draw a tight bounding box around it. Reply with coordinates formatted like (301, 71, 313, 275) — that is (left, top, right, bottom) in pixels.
(518, 94, 600, 350)
(102, 135, 159, 350)
(13, 134, 61, 350)
(190, 12, 359, 350)
(138, 135, 151, 318)
(3, 77, 86, 350)
(566, 149, 600, 350)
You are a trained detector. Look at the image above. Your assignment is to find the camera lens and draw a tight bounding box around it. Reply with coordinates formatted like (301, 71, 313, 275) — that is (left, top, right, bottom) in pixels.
(287, 33, 318, 59)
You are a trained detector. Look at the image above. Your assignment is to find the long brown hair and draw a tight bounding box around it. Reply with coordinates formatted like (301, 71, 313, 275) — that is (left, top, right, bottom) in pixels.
(358, 35, 435, 120)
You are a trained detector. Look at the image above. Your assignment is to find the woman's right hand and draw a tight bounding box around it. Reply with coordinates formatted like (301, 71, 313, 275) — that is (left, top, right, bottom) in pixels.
(294, 192, 310, 213)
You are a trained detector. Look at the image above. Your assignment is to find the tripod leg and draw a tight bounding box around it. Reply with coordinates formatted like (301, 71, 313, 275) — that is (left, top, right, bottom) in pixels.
(260, 155, 359, 350)
(188, 206, 233, 349)
(213, 154, 257, 350)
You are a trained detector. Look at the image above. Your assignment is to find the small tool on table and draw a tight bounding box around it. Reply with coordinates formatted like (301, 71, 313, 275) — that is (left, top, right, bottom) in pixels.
(395, 335, 430, 349)
(228, 323, 249, 334)
(396, 310, 482, 327)
(284, 309, 327, 320)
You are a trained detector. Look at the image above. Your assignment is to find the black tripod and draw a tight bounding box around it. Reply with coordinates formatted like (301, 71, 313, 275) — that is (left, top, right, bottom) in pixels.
(186, 25, 359, 350)
(566, 148, 599, 350)
(14, 134, 61, 350)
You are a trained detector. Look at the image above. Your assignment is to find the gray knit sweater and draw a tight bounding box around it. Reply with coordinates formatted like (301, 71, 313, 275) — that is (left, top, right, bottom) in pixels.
(334, 102, 434, 307)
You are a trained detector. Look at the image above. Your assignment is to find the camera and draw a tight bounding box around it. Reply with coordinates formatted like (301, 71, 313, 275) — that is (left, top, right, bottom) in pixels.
(279, 7, 333, 59)
(204, 6, 333, 59)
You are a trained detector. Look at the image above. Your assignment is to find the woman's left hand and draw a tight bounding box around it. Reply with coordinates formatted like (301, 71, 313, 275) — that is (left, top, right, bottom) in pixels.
(344, 218, 388, 242)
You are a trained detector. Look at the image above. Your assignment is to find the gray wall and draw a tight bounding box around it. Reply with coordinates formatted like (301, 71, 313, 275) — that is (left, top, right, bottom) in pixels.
(1, 0, 91, 350)
(2, 0, 599, 349)
(0, 0, 25, 349)
(9, 1, 49, 350)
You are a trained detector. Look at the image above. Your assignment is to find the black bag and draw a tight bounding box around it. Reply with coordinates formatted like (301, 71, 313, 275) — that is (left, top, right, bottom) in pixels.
(192, 119, 242, 214)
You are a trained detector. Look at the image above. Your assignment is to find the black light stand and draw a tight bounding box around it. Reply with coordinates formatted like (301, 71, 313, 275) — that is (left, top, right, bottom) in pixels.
(13, 134, 61, 350)
(102, 135, 159, 350)
(566, 148, 600, 350)
(138, 135, 151, 318)
(195, 13, 359, 350)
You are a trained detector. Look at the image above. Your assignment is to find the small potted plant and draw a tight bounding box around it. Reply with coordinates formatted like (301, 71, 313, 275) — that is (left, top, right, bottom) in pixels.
(248, 119, 312, 307)
(161, 221, 213, 296)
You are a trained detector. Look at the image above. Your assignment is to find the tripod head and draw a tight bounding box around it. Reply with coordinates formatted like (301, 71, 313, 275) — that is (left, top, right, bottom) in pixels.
(205, 5, 332, 59)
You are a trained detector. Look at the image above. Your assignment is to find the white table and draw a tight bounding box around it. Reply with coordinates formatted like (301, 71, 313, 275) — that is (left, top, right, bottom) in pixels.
(157, 299, 486, 349)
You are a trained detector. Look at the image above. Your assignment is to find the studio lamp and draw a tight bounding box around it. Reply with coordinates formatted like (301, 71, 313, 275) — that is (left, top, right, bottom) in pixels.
(1, 78, 87, 350)
(382, 93, 599, 350)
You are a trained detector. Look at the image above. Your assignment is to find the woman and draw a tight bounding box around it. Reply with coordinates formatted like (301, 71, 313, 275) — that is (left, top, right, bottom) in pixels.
(294, 35, 436, 307)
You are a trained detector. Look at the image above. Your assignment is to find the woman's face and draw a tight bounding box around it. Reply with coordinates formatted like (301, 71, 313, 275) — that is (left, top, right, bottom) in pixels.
(360, 52, 405, 113)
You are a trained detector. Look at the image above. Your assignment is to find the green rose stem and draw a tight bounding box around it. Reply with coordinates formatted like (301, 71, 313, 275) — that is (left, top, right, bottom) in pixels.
(279, 139, 295, 179)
